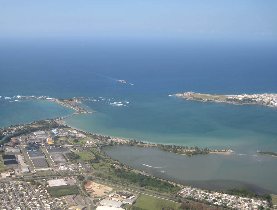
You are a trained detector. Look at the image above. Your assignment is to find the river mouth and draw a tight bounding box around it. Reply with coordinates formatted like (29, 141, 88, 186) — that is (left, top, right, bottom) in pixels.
(103, 145, 277, 194)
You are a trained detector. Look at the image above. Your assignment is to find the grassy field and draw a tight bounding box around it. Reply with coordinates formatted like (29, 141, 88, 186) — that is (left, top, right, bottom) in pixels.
(47, 185, 79, 197)
(191, 93, 227, 101)
(131, 194, 181, 210)
(0, 153, 5, 172)
(271, 194, 277, 206)
(77, 151, 95, 161)
(0, 161, 5, 172)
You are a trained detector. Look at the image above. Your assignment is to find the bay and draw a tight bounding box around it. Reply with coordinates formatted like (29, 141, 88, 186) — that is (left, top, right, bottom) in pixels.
(1, 39, 277, 193)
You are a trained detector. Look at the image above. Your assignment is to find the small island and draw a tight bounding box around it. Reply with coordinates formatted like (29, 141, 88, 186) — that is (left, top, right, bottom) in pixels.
(173, 92, 277, 108)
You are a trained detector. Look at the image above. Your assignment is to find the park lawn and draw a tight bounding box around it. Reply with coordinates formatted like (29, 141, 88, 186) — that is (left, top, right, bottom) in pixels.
(77, 151, 95, 161)
(0, 155, 5, 172)
(0, 161, 5, 172)
(132, 194, 181, 210)
(271, 194, 277, 206)
(47, 185, 79, 197)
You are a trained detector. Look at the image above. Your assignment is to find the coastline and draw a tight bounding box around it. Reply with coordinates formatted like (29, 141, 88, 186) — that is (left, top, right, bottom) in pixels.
(3, 94, 274, 157)
(0, 101, 276, 208)
(62, 119, 234, 156)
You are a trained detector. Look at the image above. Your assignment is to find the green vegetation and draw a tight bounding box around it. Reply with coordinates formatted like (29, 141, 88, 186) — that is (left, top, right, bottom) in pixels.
(158, 144, 210, 156)
(178, 93, 228, 102)
(65, 152, 80, 161)
(0, 162, 4, 172)
(77, 175, 85, 181)
(271, 194, 277, 206)
(65, 149, 95, 162)
(112, 169, 180, 193)
(47, 185, 79, 197)
(0, 153, 5, 172)
(77, 151, 95, 161)
(131, 194, 181, 210)
(89, 148, 112, 170)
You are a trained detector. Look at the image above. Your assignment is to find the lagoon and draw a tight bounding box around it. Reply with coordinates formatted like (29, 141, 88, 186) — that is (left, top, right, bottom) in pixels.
(104, 145, 277, 194)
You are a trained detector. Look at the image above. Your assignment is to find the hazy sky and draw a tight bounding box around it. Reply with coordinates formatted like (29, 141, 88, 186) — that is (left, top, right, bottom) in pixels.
(0, 0, 276, 41)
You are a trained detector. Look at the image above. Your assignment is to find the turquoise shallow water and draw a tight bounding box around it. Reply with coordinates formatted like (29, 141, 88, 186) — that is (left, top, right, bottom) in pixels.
(0, 100, 72, 128)
(65, 96, 277, 153)
(66, 95, 277, 193)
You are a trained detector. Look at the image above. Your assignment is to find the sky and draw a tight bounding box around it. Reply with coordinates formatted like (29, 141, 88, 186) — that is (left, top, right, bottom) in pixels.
(0, 0, 276, 41)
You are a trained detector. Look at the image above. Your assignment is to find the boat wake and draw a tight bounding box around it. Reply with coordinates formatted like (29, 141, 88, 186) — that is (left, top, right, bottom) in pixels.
(142, 163, 164, 169)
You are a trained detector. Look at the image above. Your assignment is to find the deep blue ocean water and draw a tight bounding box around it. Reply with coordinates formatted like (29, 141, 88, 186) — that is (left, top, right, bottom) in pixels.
(1, 39, 277, 192)
(1, 39, 277, 97)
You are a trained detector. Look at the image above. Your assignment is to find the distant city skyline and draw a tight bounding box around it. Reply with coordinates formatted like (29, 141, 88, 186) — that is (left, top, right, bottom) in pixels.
(0, 0, 276, 41)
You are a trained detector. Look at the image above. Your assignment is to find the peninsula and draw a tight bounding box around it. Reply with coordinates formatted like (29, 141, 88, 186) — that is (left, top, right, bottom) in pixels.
(51, 98, 92, 114)
(0, 95, 92, 114)
(173, 92, 277, 108)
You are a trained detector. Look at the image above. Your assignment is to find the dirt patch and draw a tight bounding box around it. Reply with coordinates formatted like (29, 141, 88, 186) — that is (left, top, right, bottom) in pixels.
(84, 181, 113, 197)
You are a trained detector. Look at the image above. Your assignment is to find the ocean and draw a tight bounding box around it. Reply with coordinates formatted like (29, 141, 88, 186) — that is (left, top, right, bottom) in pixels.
(0, 38, 277, 192)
